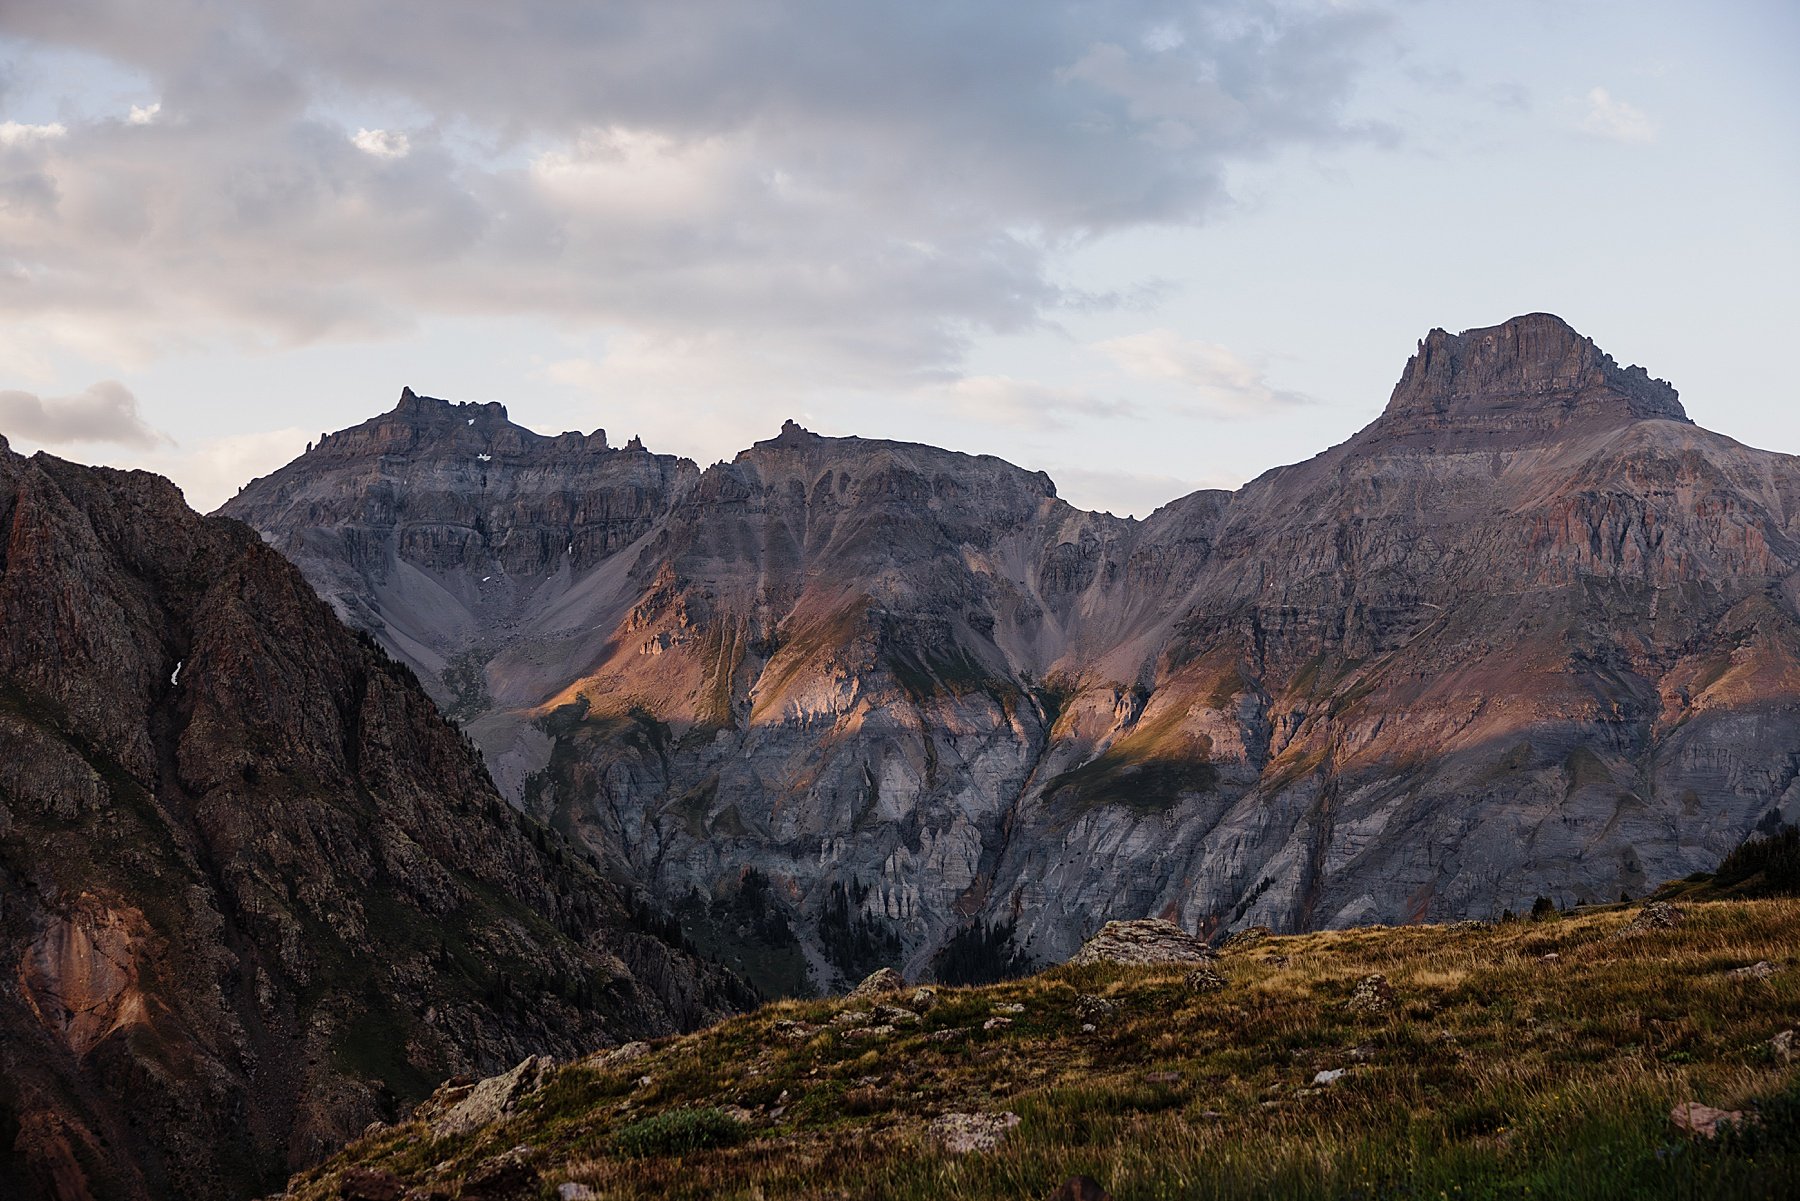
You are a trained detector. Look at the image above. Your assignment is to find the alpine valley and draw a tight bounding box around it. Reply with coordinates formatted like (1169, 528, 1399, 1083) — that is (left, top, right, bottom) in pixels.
(217, 313, 1800, 999)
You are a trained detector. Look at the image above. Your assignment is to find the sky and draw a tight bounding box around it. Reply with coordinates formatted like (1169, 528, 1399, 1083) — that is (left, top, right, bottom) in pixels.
(0, 0, 1795, 517)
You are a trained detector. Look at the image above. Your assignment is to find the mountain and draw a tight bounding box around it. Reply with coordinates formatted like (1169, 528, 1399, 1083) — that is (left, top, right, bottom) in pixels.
(222, 313, 1800, 995)
(0, 441, 746, 1201)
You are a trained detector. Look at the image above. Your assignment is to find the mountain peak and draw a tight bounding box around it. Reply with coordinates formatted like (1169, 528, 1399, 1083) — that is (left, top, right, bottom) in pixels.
(1372, 313, 1686, 443)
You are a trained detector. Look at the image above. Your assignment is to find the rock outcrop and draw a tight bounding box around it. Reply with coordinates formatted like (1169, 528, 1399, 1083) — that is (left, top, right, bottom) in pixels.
(222, 314, 1800, 995)
(0, 442, 744, 1201)
(1067, 919, 1216, 967)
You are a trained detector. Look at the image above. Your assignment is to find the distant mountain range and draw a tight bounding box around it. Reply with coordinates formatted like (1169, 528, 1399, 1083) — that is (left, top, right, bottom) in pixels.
(218, 312, 1800, 1001)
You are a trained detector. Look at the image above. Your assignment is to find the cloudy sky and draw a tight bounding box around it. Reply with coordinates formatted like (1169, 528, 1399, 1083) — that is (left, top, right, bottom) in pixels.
(1, 1, 1795, 515)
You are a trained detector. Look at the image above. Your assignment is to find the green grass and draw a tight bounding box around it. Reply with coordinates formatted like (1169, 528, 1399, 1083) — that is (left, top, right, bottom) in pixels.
(285, 899, 1800, 1201)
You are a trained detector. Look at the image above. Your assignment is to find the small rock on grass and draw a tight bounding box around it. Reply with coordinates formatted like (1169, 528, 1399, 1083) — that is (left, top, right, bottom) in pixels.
(1618, 902, 1684, 937)
(1184, 966, 1227, 993)
(1312, 1068, 1347, 1086)
(557, 1185, 597, 1201)
(1727, 960, 1776, 980)
(1771, 1029, 1795, 1062)
(931, 1111, 1021, 1153)
(1345, 974, 1394, 1015)
(1047, 1176, 1114, 1201)
(1671, 1102, 1752, 1139)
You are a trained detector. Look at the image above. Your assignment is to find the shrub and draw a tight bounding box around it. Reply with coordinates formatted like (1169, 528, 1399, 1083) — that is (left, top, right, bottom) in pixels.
(1530, 896, 1559, 921)
(614, 1108, 744, 1158)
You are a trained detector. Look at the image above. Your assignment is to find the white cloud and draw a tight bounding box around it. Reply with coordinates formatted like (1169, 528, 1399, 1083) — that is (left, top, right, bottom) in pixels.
(166, 426, 313, 512)
(1092, 329, 1309, 416)
(0, 380, 170, 448)
(1040, 463, 1225, 519)
(127, 101, 160, 125)
(0, 120, 67, 145)
(350, 127, 410, 158)
(1580, 86, 1656, 144)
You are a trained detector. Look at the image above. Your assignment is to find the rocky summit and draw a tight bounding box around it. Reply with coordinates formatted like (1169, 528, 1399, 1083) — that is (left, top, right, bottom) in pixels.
(0, 442, 745, 1201)
(223, 313, 1800, 996)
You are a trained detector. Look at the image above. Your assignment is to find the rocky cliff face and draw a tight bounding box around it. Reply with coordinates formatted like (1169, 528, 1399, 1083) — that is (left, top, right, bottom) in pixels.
(222, 314, 1800, 995)
(0, 442, 744, 1201)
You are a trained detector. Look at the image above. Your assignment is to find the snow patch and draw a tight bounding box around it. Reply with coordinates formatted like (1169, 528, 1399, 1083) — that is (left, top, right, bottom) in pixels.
(478, 453, 492, 462)
(170, 661, 182, 686)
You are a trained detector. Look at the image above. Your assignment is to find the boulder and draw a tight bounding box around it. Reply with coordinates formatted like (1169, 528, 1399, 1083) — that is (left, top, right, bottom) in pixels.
(1068, 919, 1216, 967)
(1727, 961, 1776, 980)
(1219, 925, 1272, 951)
(1618, 902, 1684, 937)
(1671, 1102, 1749, 1139)
(848, 968, 906, 999)
(430, 1056, 552, 1138)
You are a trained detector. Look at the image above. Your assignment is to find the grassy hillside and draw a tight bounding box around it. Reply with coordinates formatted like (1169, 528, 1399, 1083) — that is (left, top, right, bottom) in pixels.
(283, 900, 1800, 1200)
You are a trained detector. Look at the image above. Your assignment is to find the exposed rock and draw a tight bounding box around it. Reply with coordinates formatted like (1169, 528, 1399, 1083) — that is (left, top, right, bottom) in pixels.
(983, 1016, 1013, 1031)
(1771, 1029, 1795, 1063)
(338, 1167, 405, 1201)
(1312, 1069, 1347, 1086)
(557, 1185, 597, 1201)
(1671, 1102, 1750, 1139)
(1075, 994, 1120, 1024)
(1346, 975, 1395, 1015)
(995, 1002, 1025, 1014)
(930, 1111, 1021, 1154)
(0, 445, 746, 1201)
(584, 1041, 653, 1070)
(430, 1056, 551, 1138)
(1619, 902, 1685, 936)
(909, 987, 940, 1012)
(843, 1024, 897, 1042)
(1727, 961, 1777, 981)
(1068, 919, 1216, 967)
(1047, 1177, 1113, 1201)
(459, 1147, 539, 1201)
(848, 968, 907, 999)
(1219, 926, 1272, 951)
(227, 316, 1795, 998)
(1184, 967, 1228, 994)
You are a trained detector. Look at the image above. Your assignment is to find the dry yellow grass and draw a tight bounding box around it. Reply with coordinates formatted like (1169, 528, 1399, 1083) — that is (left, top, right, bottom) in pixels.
(287, 899, 1800, 1200)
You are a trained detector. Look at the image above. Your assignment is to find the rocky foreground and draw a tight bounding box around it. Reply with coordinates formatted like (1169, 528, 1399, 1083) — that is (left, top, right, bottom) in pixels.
(225, 314, 1800, 994)
(281, 899, 1799, 1201)
(0, 441, 746, 1201)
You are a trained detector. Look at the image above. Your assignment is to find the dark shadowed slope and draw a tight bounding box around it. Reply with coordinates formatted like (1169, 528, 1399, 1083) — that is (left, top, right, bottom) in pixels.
(0, 439, 746, 1201)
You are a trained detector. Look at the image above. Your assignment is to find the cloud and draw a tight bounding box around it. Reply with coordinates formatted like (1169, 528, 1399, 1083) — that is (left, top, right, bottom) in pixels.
(1092, 329, 1310, 416)
(127, 101, 159, 125)
(162, 426, 312, 512)
(0, 1, 1390, 394)
(1580, 86, 1655, 144)
(926, 375, 1134, 429)
(0, 380, 170, 448)
(0, 119, 66, 145)
(350, 127, 409, 158)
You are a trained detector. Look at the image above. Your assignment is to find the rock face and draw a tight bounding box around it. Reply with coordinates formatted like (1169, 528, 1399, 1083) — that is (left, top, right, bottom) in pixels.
(223, 314, 1800, 995)
(0, 442, 744, 1201)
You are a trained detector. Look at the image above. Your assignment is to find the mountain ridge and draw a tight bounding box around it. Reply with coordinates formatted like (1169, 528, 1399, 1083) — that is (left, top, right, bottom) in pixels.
(220, 313, 1800, 996)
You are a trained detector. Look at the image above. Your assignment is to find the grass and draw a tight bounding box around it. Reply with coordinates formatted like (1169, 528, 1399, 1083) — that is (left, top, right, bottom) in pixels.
(283, 899, 1800, 1200)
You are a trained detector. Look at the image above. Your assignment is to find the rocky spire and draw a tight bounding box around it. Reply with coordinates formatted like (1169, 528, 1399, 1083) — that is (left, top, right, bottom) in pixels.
(1371, 313, 1687, 444)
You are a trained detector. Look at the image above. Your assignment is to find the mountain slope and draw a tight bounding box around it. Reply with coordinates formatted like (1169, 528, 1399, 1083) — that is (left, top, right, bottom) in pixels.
(223, 314, 1800, 993)
(0, 440, 746, 1201)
